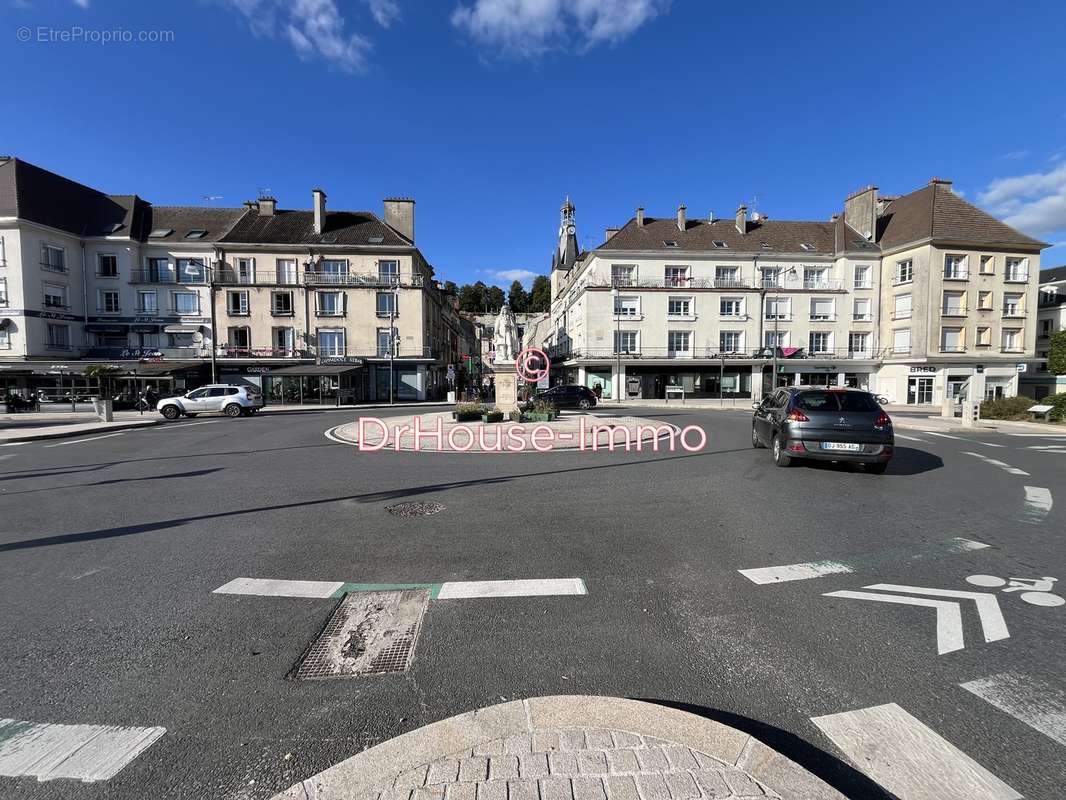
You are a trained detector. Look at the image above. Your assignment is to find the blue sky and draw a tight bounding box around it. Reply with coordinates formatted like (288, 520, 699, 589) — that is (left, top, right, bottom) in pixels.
(6, 0, 1066, 286)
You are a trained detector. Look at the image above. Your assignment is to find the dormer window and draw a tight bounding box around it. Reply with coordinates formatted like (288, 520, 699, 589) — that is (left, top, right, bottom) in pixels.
(662, 240, 678, 248)
(800, 243, 817, 251)
(184, 229, 207, 240)
(712, 240, 728, 249)
(148, 228, 173, 239)
(760, 242, 772, 249)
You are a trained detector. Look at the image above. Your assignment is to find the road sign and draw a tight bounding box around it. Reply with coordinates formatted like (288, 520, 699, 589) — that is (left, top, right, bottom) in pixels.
(824, 583, 1008, 654)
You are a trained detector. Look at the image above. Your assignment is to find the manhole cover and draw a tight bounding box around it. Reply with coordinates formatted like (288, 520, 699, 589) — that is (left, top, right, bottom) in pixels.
(386, 501, 446, 518)
(293, 590, 428, 679)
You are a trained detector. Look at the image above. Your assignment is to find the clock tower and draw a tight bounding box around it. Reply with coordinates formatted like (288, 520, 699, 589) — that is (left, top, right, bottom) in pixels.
(553, 196, 579, 272)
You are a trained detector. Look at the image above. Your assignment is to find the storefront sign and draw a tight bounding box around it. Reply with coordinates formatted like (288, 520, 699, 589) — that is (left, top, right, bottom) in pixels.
(909, 366, 937, 374)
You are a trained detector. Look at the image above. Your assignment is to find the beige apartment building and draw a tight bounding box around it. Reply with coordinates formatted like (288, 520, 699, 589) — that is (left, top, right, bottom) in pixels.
(1021, 265, 1066, 398)
(545, 181, 1047, 405)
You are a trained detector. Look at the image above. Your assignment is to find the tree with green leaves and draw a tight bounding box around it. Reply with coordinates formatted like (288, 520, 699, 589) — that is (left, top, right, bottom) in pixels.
(457, 281, 486, 312)
(484, 284, 505, 311)
(528, 275, 551, 312)
(508, 280, 530, 312)
(1048, 329, 1066, 375)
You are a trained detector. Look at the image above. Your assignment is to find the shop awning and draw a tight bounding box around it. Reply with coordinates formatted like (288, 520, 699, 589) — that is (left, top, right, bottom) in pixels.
(85, 324, 127, 333)
(163, 324, 202, 334)
(266, 363, 363, 376)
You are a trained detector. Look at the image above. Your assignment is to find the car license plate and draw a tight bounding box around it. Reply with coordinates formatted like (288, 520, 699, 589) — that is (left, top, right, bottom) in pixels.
(822, 442, 862, 452)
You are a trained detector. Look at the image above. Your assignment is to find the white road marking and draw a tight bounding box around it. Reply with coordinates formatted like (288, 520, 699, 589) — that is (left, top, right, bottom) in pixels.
(811, 703, 1021, 800)
(865, 583, 1009, 644)
(739, 561, 854, 585)
(213, 578, 344, 599)
(894, 434, 925, 442)
(42, 433, 125, 448)
(0, 718, 165, 782)
(0, 454, 16, 461)
(738, 538, 989, 585)
(0, 442, 29, 447)
(1021, 486, 1053, 524)
(925, 431, 965, 440)
(824, 590, 966, 654)
(1007, 433, 1066, 437)
(151, 420, 220, 430)
(960, 672, 1066, 748)
(962, 451, 1030, 476)
(437, 578, 587, 599)
(1027, 445, 1066, 451)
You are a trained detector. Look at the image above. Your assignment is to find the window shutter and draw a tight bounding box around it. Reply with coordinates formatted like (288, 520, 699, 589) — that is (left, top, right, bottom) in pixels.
(342, 292, 348, 314)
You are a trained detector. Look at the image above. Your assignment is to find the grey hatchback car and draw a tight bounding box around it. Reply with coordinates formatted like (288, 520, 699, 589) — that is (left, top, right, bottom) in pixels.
(751, 387, 893, 473)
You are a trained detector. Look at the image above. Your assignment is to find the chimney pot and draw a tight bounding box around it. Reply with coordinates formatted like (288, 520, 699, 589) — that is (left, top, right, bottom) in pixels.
(677, 204, 687, 232)
(312, 188, 327, 235)
(735, 205, 748, 235)
(636, 206, 645, 226)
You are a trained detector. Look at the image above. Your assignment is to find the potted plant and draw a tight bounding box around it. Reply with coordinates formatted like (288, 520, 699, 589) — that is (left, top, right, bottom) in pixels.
(482, 407, 504, 423)
(83, 364, 123, 422)
(452, 402, 485, 422)
(522, 398, 556, 423)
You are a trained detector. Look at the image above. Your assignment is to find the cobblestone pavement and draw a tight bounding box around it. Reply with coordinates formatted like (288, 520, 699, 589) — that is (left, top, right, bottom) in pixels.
(377, 728, 780, 800)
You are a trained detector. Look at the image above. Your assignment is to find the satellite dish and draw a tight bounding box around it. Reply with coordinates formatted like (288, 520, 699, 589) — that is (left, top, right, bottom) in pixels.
(192, 331, 204, 343)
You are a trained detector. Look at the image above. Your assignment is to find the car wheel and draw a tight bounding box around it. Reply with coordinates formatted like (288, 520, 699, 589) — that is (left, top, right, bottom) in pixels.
(865, 462, 888, 475)
(161, 405, 180, 420)
(578, 398, 592, 410)
(772, 435, 792, 467)
(224, 403, 243, 418)
(751, 426, 763, 448)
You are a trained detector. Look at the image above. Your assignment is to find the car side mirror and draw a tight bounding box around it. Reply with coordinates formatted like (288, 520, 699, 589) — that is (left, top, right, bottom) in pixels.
(876, 395, 889, 405)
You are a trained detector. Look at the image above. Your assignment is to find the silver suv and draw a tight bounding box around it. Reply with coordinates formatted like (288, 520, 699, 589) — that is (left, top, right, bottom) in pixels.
(156, 385, 264, 420)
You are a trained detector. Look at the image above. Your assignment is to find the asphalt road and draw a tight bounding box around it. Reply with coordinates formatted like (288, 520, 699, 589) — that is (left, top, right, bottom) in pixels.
(0, 408, 1063, 799)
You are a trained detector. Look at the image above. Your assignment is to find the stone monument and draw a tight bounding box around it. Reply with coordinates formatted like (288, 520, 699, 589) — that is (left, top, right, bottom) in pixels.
(491, 303, 522, 412)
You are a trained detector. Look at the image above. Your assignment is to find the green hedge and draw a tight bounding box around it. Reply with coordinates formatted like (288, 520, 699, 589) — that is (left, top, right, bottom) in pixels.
(979, 396, 1034, 420)
(1047, 393, 1066, 421)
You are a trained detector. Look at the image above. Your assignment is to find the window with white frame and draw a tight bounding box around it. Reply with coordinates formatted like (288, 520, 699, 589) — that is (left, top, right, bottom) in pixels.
(803, 267, 828, 289)
(760, 266, 782, 287)
(893, 328, 911, 354)
(667, 296, 692, 317)
(43, 283, 68, 309)
(848, 332, 869, 357)
(809, 297, 834, 320)
(893, 293, 912, 320)
(228, 326, 251, 348)
(719, 330, 743, 353)
(98, 289, 120, 313)
(614, 295, 640, 317)
(176, 258, 206, 284)
(940, 327, 964, 352)
(613, 330, 638, 353)
(173, 291, 199, 314)
(667, 330, 691, 356)
(1005, 258, 1028, 281)
(273, 326, 295, 352)
(317, 259, 348, 282)
(97, 253, 118, 277)
(145, 257, 168, 281)
(376, 291, 397, 316)
(942, 290, 966, 315)
(137, 290, 158, 313)
(715, 266, 741, 287)
(943, 254, 968, 279)
(271, 290, 294, 315)
(719, 297, 743, 317)
(895, 259, 913, 284)
(227, 290, 249, 315)
(46, 323, 70, 348)
(235, 258, 255, 284)
(319, 328, 346, 356)
(376, 328, 394, 357)
(0, 277, 7, 306)
(977, 326, 992, 347)
(765, 296, 790, 320)
(0, 326, 8, 349)
(809, 332, 832, 353)
(276, 259, 298, 284)
(1001, 328, 1022, 351)
(1003, 293, 1024, 316)
(316, 291, 343, 315)
(378, 260, 399, 285)
(979, 290, 994, 310)
(980, 255, 995, 274)
(41, 244, 66, 272)
(764, 331, 787, 348)
(611, 264, 636, 287)
(664, 266, 689, 287)
(853, 264, 871, 289)
(852, 298, 871, 321)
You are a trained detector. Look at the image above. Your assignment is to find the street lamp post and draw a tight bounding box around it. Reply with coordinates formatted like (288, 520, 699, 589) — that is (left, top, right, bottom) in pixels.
(611, 286, 621, 403)
(389, 282, 399, 405)
(769, 266, 798, 391)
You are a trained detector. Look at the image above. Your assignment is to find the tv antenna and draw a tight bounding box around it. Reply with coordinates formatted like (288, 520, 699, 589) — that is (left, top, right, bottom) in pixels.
(257, 187, 273, 199)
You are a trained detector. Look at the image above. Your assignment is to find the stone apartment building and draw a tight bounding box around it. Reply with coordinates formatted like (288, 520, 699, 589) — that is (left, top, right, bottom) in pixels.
(545, 181, 1047, 405)
(1021, 265, 1066, 398)
(0, 157, 468, 402)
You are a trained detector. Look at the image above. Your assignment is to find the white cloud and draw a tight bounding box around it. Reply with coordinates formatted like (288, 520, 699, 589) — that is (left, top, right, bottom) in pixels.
(491, 268, 539, 285)
(72, 0, 90, 7)
(979, 164, 1066, 238)
(451, 0, 669, 58)
(223, 0, 395, 72)
(1002, 150, 1029, 160)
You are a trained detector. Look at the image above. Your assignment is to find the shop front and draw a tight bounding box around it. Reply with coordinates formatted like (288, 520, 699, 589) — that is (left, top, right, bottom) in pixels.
(263, 362, 364, 406)
(873, 362, 1022, 406)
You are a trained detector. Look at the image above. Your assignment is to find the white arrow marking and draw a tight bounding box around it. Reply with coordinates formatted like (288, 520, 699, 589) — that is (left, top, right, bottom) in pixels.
(866, 584, 1009, 643)
(825, 590, 966, 654)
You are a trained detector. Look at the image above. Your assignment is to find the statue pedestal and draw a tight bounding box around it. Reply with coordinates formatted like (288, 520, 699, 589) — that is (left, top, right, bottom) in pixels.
(492, 362, 520, 413)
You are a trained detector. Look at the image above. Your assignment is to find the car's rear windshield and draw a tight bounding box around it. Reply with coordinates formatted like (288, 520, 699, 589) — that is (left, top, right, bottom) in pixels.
(794, 391, 881, 412)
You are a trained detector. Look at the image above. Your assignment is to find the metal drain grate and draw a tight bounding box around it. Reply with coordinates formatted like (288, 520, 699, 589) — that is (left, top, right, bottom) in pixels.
(386, 501, 446, 518)
(293, 589, 428, 679)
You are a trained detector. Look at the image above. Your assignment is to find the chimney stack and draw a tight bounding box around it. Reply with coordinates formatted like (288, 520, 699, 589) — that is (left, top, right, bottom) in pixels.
(735, 205, 748, 235)
(312, 188, 327, 235)
(383, 197, 416, 243)
(843, 184, 879, 241)
(605, 227, 620, 242)
(636, 206, 645, 227)
(258, 197, 276, 217)
(708, 211, 715, 223)
(677, 204, 687, 232)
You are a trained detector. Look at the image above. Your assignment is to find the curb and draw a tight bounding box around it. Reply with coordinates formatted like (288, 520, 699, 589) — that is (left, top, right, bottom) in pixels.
(271, 696, 847, 800)
(0, 418, 165, 443)
(259, 401, 453, 416)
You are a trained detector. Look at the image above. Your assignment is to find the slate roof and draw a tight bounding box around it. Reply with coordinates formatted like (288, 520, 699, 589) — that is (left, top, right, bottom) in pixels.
(878, 181, 1046, 250)
(0, 157, 138, 237)
(220, 209, 412, 247)
(1040, 265, 1066, 284)
(599, 215, 838, 254)
(140, 206, 246, 243)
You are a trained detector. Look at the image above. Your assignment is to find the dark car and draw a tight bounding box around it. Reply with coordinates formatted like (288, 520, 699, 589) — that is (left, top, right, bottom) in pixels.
(529, 384, 598, 410)
(751, 387, 893, 473)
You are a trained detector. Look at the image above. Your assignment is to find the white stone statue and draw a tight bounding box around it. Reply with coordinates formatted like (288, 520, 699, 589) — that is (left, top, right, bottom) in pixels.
(492, 302, 520, 365)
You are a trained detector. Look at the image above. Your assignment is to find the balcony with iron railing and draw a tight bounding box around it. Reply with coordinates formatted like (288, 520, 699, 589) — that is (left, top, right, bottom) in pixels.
(130, 269, 206, 285)
(941, 306, 968, 317)
(757, 277, 848, 291)
(943, 270, 969, 281)
(566, 346, 886, 361)
(891, 309, 912, 320)
(1002, 307, 1026, 318)
(1004, 271, 1030, 283)
(304, 271, 424, 288)
(216, 345, 312, 359)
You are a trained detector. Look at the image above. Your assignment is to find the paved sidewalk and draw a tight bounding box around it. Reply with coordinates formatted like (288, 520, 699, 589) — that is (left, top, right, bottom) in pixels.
(273, 697, 848, 800)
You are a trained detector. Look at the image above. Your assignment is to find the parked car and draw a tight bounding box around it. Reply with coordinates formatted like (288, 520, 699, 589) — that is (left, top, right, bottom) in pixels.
(527, 384, 598, 410)
(156, 384, 264, 420)
(751, 387, 893, 473)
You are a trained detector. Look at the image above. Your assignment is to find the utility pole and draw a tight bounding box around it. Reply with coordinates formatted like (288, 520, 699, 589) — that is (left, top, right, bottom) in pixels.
(208, 257, 219, 384)
(389, 282, 398, 404)
(612, 286, 621, 402)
